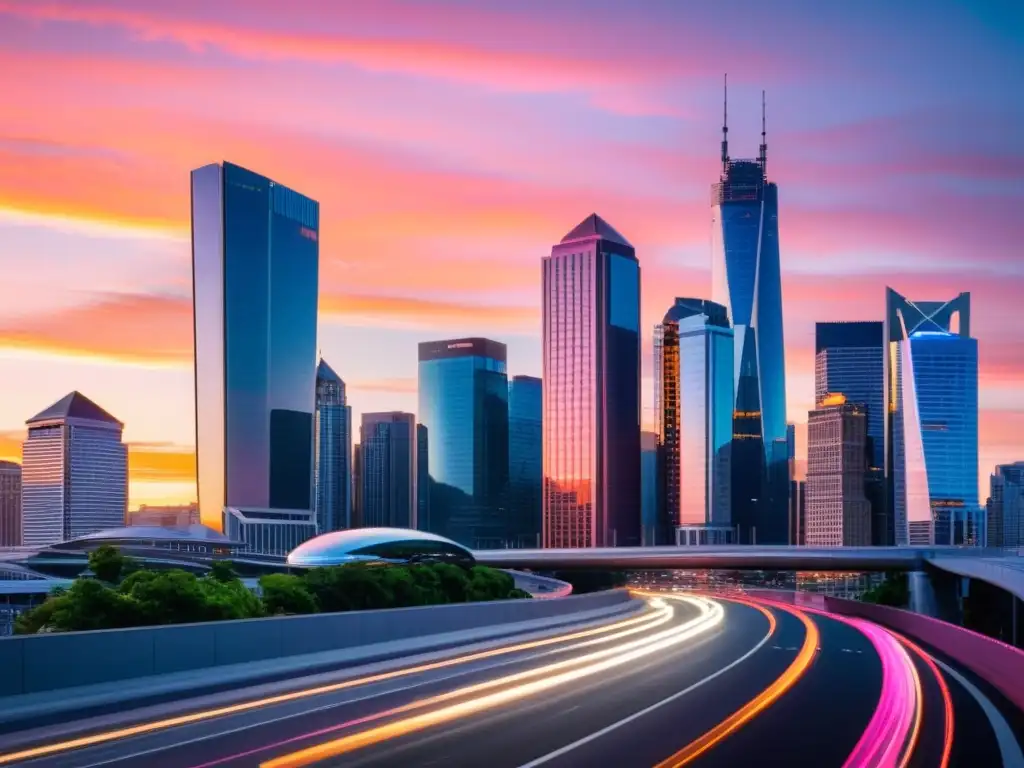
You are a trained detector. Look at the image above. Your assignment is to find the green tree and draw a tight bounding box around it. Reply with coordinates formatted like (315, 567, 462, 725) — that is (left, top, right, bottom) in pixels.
(208, 560, 239, 583)
(88, 545, 133, 584)
(39, 579, 140, 632)
(260, 573, 318, 615)
(861, 572, 909, 608)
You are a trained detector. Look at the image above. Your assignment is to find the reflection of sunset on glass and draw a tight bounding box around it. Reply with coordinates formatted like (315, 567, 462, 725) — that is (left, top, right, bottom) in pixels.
(0, 0, 1020, 509)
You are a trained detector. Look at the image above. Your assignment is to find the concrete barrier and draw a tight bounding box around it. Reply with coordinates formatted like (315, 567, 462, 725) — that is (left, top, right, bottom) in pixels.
(822, 596, 1024, 713)
(0, 591, 631, 697)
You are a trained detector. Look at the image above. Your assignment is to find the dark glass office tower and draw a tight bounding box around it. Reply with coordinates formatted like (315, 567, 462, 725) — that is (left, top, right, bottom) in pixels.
(654, 298, 734, 546)
(416, 424, 429, 532)
(710, 87, 787, 544)
(314, 359, 351, 532)
(418, 339, 509, 547)
(360, 412, 417, 529)
(192, 162, 319, 530)
(543, 214, 641, 548)
(885, 289, 978, 546)
(509, 375, 542, 547)
(815, 321, 885, 544)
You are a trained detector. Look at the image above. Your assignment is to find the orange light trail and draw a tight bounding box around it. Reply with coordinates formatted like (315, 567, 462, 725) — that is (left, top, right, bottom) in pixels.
(652, 598, 818, 768)
(893, 632, 955, 768)
(260, 596, 724, 768)
(0, 603, 668, 766)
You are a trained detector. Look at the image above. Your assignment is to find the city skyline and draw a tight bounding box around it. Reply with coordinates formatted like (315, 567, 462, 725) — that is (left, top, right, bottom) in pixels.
(0, 1, 1021, 511)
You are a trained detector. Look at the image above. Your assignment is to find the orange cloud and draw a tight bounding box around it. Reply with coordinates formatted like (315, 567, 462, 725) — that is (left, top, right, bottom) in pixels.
(0, 291, 536, 366)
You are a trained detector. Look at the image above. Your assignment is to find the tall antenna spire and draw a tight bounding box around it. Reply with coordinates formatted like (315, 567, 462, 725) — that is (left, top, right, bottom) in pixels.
(721, 73, 730, 171)
(759, 90, 768, 177)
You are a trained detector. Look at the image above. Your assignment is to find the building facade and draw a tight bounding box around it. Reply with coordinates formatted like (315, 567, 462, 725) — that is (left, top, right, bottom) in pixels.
(654, 298, 734, 546)
(191, 161, 319, 533)
(815, 321, 886, 544)
(789, 479, 806, 546)
(805, 395, 872, 547)
(129, 504, 200, 528)
(223, 506, 317, 557)
(314, 359, 352, 533)
(20, 392, 128, 546)
(352, 443, 363, 528)
(543, 214, 641, 549)
(509, 375, 542, 547)
(0, 461, 21, 547)
(359, 412, 418, 529)
(416, 424, 430, 531)
(710, 94, 788, 544)
(640, 432, 660, 546)
(987, 462, 1024, 550)
(885, 289, 978, 545)
(418, 338, 509, 548)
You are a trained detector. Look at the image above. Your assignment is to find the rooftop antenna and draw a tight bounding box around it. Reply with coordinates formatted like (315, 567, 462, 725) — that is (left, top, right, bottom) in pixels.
(759, 90, 768, 177)
(721, 74, 730, 171)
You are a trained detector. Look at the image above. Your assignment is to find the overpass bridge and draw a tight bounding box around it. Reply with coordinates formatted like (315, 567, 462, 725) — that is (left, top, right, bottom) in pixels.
(473, 545, 1024, 604)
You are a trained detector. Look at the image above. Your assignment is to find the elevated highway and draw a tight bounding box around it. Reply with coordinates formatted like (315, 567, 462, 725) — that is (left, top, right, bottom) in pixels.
(475, 545, 1024, 602)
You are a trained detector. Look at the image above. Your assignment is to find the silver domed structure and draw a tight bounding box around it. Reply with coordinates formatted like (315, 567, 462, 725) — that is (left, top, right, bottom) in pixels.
(286, 527, 475, 568)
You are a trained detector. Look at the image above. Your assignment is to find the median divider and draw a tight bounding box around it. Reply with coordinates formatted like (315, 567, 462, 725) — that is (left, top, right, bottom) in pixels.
(0, 590, 641, 735)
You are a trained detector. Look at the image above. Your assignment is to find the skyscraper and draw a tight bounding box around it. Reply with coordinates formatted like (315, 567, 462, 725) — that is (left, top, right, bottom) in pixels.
(805, 394, 872, 547)
(654, 298, 734, 546)
(0, 461, 21, 547)
(816, 321, 886, 544)
(543, 214, 641, 548)
(508, 375, 542, 547)
(710, 83, 788, 544)
(418, 339, 508, 547)
(640, 432, 660, 546)
(314, 359, 352, 532)
(191, 162, 319, 533)
(986, 462, 1024, 549)
(21, 392, 127, 546)
(885, 289, 978, 545)
(416, 424, 430, 532)
(352, 443, 363, 528)
(360, 412, 418, 529)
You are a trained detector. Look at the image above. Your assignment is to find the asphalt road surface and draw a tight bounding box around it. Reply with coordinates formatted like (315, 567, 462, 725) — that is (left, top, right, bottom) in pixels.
(2, 593, 1021, 768)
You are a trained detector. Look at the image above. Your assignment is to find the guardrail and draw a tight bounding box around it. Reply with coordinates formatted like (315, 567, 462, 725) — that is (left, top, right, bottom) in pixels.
(0, 590, 631, 697)
(707, 586, 1024, 714)
(820, 596, 1024, 713)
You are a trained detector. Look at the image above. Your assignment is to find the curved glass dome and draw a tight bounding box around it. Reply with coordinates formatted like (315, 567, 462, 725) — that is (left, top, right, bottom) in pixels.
(55, 524, 235, 548)
(286, 527, 475, 568)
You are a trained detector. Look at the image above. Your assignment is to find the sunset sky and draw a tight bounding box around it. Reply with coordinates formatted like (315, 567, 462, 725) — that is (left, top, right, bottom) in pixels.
(0, 0, 1021, 509)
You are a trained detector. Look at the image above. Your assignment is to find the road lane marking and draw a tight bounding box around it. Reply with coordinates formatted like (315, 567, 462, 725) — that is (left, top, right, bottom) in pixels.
(513, 597, 778, 768)
(888, 632, 953, 768)
(653, 599, 819, 768)
(0, 605, 667, 766)
(261, 597, 724, 768)
(931, 657, 1024, 768)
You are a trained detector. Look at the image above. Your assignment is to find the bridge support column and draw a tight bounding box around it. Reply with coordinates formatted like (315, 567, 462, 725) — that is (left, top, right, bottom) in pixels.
(911, 568, 962, 624)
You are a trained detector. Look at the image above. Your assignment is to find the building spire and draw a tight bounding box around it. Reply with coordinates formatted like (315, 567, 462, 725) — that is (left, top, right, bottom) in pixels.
(721, 73, 730, 171)
(759, 90, 768, 178)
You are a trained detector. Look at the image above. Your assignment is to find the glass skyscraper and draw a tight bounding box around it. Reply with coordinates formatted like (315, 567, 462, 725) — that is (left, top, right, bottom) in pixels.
(640, 431, 660, 546)
(418, 338, 509, 547)
(509, 375, 542, 547)
(20, 392, 127, 546)
(543, 214, 641, 548)
(0, 461, 20, 547)
(815, 321, 885, 544)
(988, 462, 1024, 549)
(360, 412, 418, 529)
(191, 161, 319, 531)
(654, 298, 734, 546)
(314, 359, 352, 532)
(885, 289, 978, 546)
(710, 97, 788, 544)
